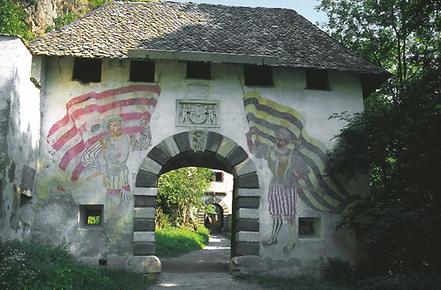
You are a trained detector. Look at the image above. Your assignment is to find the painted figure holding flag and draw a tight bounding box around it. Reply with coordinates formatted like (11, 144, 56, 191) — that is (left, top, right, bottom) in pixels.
(247, 127, 311, 252)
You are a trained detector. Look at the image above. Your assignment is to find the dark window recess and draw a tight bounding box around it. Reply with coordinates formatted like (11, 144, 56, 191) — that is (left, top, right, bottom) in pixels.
(298, 217, 322, 238)
(305, 69, 330, 90)
(213, 171, 224, 182)
(80, 205, 103, 226)
(244, 65, 273, 86)
(130, 60, 155, 82)
(187, 62, 211, 79)
(98, 259, 107, 266)
(72, 58, 102, 83)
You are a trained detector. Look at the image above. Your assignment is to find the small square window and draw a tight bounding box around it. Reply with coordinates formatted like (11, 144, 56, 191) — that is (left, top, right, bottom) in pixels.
(80, 205, 103, 226)
(298, 217, 322, 238)
(305, 69, 330, 90)
(244, 65, 273, 86)
(72, 58, 102, 83)
(187, 62, 211, 79)
(213, 171, 224, 182)
(130, 60, 155, 82)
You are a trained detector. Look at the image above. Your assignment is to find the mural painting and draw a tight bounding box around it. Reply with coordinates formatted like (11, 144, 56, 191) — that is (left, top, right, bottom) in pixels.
(243, 92, 357, 251)
(47, 85, 160, 204)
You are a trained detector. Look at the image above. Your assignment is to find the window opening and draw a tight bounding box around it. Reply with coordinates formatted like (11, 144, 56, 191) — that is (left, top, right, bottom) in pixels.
(298, 217, 322, 238)
(72, 58, 102, 83)
(305, 69, 330, 90)
(187, 62, 211, 79)
(80, 205, 103, 226)
(130, 60, 155, 82)
(244, 65, 273, 86)
(213, 171, 224, 182)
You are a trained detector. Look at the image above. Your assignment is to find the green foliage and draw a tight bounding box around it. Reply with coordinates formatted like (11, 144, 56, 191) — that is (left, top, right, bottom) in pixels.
(318, 0, 441, 87)
(320, 0, 441, 278)
(0, 240, 154, 290)
(0, 0, 33, 41)
(321, 257, 354, 283)
(205, 203, 217, 215)
(87, 215, 101, 225)
(155, 226, 210, 257)
(157, 167, 212, 227)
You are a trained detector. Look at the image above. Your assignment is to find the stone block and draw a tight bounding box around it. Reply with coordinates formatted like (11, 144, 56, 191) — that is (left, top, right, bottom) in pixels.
(134, 187, 157, 196)
(134, 207, 155, 219)
(237, 208, 259, 219)
(217, 137, 236, 158)
(236, 197, 260, 209)
(147, 146, 170, 166)
(159, 137, 180, 157)
(133, 218, 155, 231)
(134, 195, 156, 207)
(173, 131, 191, 152)
(139, 157, 162, 175)
(231, 255, 267, 277)
(236, 188, 261, 197)
(205, 131, 223, 153)
(235, 242, 260, 256)
(127, 255, 161, 274)
(133, 231, 155, 242)
(237, 218, 259, 232)
(226, 146, 248, 167)
(135, 171, 158, 188)
(233, 158, 256, 177)
(237, 231, 259, 242)
(236, 172, 259, 188)
(133, 242, 155, 256)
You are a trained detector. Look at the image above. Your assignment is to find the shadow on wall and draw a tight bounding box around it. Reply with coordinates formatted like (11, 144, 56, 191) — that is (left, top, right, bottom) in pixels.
(0, 39, 41, 242)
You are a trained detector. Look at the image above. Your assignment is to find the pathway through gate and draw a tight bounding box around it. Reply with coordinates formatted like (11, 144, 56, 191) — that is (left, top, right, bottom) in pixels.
(150, 234, 265, 289)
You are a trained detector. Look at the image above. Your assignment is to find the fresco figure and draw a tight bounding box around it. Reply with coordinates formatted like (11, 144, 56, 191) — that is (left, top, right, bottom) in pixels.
(247, 127, 310, 251)
(81, 114, 152, 203)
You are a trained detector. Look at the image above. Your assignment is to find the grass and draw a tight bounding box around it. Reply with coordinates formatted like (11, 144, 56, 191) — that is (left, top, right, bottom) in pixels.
(155, 225, 210, 257)
(0, 240, 155, 290)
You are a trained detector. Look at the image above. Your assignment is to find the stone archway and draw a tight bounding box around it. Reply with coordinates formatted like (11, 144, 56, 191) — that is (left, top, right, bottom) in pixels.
(132, 130, 260, 262)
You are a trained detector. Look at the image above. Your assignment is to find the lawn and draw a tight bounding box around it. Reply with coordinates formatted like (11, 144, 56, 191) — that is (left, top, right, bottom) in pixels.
(155, 226, 210, 257)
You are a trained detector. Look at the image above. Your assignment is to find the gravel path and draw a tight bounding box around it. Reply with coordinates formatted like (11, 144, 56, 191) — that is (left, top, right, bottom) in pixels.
(149, 234, 266, 289)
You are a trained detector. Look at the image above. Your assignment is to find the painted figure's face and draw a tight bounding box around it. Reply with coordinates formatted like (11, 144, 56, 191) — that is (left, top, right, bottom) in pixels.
(275, 133, 288, 148)
(108, 120, 122, 137)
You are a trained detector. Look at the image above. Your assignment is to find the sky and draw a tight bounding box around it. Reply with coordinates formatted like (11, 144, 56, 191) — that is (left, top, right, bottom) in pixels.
(172, 0, 328, 25)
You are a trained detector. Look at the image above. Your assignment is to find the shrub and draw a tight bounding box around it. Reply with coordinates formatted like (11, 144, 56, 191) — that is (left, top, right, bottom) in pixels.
(0, 241, 154, 290)
(0, 0, 34, 40)
(321, 257, 354, 282)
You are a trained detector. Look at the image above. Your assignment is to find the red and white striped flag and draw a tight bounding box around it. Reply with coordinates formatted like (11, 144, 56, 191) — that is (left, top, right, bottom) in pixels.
(47, 85, 160, 181)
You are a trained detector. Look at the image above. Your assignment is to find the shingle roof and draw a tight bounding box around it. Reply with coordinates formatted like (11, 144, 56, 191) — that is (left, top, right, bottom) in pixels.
(29, 1, 387, 76)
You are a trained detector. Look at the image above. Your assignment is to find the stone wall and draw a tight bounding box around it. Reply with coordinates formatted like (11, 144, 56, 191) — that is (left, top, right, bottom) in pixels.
(31, 55, 368, 275)
(0, 36, 41, 242)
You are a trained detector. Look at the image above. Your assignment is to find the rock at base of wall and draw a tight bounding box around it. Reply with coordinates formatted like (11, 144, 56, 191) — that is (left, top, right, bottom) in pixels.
(127, 255, 161, 274)
(230, 255, 268, 277)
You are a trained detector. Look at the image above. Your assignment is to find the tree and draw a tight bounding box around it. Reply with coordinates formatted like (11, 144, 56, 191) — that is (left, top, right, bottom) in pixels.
(318, 0, 440, 94)
(157, 167, 212, 228)
(319, 0, 441, 276)
(0, 0, 33, 41)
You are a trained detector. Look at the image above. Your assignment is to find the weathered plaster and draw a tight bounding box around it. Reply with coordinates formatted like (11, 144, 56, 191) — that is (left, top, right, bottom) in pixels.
(0, 36, 41, 242)
(26, 54, 366, 275)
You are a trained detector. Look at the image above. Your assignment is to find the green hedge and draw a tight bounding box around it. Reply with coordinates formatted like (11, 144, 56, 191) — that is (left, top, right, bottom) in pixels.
(0, 241, 154, 290)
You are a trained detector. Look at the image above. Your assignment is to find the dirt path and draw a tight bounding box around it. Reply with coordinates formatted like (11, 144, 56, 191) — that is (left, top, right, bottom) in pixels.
(149, 234, 266, 289)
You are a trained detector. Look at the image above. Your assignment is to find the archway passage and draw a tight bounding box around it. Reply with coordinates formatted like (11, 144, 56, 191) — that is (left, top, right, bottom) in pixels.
(205, 202, 224, 234)
(132, 130, 260, 261)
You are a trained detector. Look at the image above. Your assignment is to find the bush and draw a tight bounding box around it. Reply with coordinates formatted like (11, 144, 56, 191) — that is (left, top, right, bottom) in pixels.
(155, 226, 210, 257)
(357, 272, 441, 290)
(0, 241, 154, 290)
(321, 257, 354, 282)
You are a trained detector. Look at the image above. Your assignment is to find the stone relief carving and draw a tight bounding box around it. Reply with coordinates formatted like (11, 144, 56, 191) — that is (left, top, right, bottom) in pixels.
(190, 130, 208, 152)
(176, 100, 219, 127)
